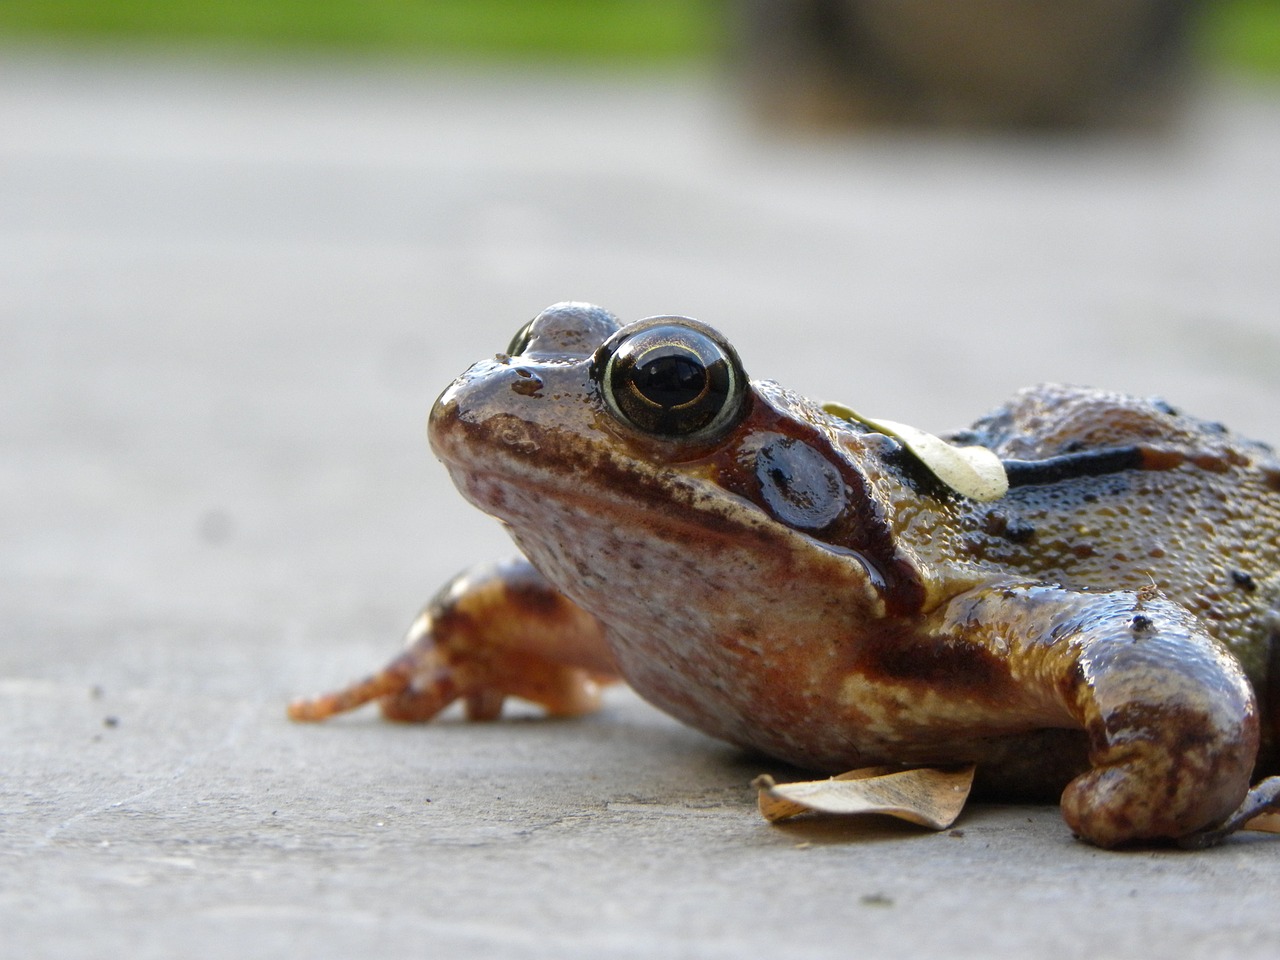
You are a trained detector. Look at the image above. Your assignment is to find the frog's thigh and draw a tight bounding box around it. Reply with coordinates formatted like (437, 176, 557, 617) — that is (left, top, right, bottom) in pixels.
(941, 584, 1258, 847)
(288, 558, 621, 723)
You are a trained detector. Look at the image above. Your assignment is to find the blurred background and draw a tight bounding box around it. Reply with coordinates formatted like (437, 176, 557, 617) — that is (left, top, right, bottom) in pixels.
(4, 0, 1280, 632)
(4, 0, 1280, 673)
(0, 0, 1276, 72)
(5, 5, 1280, 957)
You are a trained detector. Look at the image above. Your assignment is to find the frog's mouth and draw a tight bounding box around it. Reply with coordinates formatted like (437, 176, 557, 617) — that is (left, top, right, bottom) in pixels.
(427, 354, 726, 520)
(434, 409, 766, 544)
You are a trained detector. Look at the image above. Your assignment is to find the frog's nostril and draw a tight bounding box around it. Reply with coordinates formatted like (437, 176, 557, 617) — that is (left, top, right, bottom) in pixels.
(496, 423, 538, 455)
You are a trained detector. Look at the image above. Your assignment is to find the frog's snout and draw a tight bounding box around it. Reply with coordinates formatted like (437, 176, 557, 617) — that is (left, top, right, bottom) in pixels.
(427, 352, 594, 470)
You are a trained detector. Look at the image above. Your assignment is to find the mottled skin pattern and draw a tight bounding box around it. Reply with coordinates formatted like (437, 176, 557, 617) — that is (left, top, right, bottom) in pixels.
(291, 303, 1280, 848)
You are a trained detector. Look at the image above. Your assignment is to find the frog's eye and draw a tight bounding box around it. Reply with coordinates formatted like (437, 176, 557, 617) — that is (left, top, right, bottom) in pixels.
(591, 318, 747, 441)
(505, 303, 622, 359)
(506, 319, 535, 358)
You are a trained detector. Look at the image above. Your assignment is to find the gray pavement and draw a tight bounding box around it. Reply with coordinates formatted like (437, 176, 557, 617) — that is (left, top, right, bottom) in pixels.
(3, 46, 1280, 960)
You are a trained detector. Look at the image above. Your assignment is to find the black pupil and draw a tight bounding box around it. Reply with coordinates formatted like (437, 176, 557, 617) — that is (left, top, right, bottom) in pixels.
(634, 351, 706, 408)
(593, 321, 744, 440)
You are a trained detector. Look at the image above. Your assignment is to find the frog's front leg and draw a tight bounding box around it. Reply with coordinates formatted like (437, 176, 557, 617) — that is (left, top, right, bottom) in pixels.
(288, 558, 621, 724)
(936, 583, 1259, 847)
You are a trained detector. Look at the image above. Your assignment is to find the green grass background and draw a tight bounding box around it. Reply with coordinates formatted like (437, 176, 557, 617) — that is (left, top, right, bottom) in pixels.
(1208, 0, 1280, 72)
(0, 0, 1276, 72)
(0, 0, 719, 60)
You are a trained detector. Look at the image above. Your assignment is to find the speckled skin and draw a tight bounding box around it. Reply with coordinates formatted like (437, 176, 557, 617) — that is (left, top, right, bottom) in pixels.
(291, 303, 1280, 848)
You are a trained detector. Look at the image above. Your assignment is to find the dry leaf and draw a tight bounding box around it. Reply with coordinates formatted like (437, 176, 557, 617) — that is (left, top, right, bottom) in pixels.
(753, 765, 977, 830)
(1244, 812, 1280, 834)
(822, 403, 1009, 502)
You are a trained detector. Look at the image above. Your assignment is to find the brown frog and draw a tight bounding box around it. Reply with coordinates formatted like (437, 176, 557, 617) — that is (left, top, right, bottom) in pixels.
(290, 302, 1280, 848)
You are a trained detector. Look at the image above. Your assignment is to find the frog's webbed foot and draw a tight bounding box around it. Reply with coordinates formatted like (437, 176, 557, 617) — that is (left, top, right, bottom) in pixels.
(1177, 776, 1280, 849)
(288, 559, 621, 724)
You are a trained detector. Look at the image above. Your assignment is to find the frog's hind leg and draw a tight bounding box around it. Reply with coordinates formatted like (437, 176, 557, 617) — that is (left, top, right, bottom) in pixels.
(288, 558, 621, 724)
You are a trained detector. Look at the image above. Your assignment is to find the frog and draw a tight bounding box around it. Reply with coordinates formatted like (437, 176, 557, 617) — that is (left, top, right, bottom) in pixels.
(290, 302, 1280, 848)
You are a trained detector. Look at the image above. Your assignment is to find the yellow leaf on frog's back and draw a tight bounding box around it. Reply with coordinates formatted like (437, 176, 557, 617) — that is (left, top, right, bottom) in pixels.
(1244, 811, 1280, 834)
(752, 765, 977, 830)
(821, 402, 1008, 502)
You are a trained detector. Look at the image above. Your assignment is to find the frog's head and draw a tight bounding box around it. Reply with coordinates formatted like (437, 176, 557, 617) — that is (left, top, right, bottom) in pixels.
(428, 303, 938, 627)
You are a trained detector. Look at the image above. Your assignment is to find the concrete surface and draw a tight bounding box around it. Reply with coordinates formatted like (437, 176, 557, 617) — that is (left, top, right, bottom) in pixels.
(3, 46, 1280, 960)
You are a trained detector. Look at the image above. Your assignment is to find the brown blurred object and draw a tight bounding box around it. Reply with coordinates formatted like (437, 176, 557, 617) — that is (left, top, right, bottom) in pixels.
(735, 0, 1203, 129)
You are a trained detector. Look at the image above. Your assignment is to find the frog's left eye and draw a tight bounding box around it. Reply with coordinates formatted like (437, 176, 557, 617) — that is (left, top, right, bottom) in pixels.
(506, 319, 535, 358)
(591, 318, 747, 441)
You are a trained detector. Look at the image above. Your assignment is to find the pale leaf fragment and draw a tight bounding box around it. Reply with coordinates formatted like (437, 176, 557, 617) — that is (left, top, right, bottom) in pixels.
(753, 764, 977, 830)
(821, 403, 1008, 502)
(1244, 812, 1280, 834)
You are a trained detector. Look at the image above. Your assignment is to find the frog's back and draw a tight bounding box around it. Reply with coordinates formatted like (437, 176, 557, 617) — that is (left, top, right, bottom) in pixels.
(938, 384, 1280, 688)
(955, 383, 1270, 461)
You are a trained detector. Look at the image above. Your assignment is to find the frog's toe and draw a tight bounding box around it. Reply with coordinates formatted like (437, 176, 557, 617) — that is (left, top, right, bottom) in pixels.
(458, 658, 608, 719)
(287, 660, 415, 722)
(464, 689, 507, 722)
(367, 648, 607, 722)
(1060, 752, 1250, 848)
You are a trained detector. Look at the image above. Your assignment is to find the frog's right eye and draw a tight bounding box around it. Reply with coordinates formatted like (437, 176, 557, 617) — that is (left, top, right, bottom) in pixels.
(591, 318, 747, 442)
